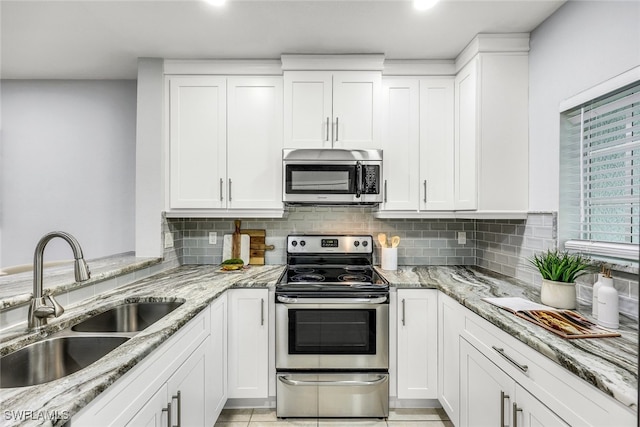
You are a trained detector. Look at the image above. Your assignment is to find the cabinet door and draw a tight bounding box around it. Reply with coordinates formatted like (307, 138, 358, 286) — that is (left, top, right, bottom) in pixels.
(380, 78, 420, 211)
(284, 71, 333, 148)
(420, 78, 455, 211)
(333, 71, 382, 149)
(454, 59, 478, 210)
(166, 340, 208, 427)
(227, 289, 269, 398)
(169, 76, 227, 209)
(437, 293, 463, 426)
(227, 77, 283, 209)
(515, 385, 569, 427)
(460, 338, 514, 427)
(396, 289, 438, 399)
(208, 295, 227, 423)
(126, 384, 168, 427)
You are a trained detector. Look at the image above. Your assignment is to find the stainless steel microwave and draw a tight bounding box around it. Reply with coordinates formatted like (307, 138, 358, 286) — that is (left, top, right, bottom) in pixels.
(282, 149, 383, 205)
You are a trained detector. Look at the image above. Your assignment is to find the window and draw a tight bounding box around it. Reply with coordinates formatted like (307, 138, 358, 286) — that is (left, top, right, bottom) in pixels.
(559, 80, 639, 262)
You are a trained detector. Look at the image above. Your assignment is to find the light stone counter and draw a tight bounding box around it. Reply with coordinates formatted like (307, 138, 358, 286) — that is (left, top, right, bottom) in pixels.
(0, 264, 636, 426)
(378, 265, 638, 412)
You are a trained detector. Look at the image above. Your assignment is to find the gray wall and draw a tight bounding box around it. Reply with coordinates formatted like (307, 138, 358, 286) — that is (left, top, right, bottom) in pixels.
(528, 0, 640, 212)
(1, 80, 137, 268)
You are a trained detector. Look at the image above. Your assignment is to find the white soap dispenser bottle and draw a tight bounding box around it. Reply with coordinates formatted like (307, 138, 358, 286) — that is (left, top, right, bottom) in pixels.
(597, 270, 619, 329)
(592, 266, 606, 318)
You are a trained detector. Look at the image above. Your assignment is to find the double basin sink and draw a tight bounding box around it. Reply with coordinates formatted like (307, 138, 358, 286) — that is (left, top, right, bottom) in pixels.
(0, 300, 184, 388)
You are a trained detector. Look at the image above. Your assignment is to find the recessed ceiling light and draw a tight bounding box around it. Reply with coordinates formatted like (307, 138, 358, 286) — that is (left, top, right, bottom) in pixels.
(413, 0, 439, 11)
(204, 0, 226, 7)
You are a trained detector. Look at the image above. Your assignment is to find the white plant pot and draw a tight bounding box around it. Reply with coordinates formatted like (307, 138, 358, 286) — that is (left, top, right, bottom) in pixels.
(540, 278, 576, 309)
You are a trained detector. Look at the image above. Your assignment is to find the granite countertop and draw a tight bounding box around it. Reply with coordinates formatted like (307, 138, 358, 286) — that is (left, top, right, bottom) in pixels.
(0, 263, 637, 426)
(378, 266, 638, 411)
(0, 264, 284, 427)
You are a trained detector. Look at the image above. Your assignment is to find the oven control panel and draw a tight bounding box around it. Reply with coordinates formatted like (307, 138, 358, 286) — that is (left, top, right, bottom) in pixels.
(287, 235, 372, 254)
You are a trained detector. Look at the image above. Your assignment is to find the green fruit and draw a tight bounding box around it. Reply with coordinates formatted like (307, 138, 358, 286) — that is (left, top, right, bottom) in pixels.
(221, 258, 244, 265)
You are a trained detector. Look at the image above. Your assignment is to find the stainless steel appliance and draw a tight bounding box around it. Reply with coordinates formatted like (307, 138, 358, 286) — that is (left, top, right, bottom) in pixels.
(275, 234, 389, 418)
(282, 149, 383, 205)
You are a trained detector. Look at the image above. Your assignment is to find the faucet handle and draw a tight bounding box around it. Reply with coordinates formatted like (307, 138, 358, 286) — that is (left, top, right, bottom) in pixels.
(47, 295, 65, 318)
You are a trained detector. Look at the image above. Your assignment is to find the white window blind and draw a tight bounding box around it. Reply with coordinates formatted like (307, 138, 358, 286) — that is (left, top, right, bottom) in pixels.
(559, 81, 639, 261)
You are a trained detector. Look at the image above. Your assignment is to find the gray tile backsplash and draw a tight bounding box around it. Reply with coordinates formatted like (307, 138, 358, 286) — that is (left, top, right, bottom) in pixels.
(164, 209, 638, 319)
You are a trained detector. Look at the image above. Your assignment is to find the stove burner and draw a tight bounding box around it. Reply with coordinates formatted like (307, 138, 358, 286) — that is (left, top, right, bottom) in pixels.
(291, 273, 325, 282)
(338, 273, 369, 282)
(292, 267, 316, 274)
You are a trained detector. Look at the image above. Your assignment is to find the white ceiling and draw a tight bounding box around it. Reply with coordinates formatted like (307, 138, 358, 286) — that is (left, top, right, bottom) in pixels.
(0, 0, 566, 79)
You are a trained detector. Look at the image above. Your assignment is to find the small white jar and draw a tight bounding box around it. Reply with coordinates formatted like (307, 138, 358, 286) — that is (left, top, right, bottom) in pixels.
(592, 273, 605, 318)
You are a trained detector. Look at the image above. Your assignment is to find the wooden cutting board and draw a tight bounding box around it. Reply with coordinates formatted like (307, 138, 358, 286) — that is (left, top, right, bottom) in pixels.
(240, 229, 275, 265)
(222, 234, 250, 265)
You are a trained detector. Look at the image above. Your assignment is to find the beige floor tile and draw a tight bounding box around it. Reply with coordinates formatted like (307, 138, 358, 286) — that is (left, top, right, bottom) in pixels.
(214, 421, 250, 427)
(249, 420, 318, 427)
(218, 408, 253, 422)
(387, 422, 450, 427)
(387, 408, 444, 421)
(250, 408, 279, 422)
(317, 419, 387, 426)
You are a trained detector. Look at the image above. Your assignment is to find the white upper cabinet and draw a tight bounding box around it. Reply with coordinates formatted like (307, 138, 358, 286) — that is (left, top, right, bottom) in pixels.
(167, 75, 284, 214)
(454, 48, 529, 213)
(379, 77, 454, 213)
(284, 70, 382, 150)
(227, 77, 283, 209)
(169, 76, 227, 209)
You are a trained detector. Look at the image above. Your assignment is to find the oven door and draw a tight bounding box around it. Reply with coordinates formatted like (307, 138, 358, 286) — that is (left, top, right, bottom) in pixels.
(275, 295, 389, 370)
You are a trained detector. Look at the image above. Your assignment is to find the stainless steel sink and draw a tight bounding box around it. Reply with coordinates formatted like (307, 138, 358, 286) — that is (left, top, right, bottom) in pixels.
(0, 336, 129, 388)
(71, 301, 184, 333)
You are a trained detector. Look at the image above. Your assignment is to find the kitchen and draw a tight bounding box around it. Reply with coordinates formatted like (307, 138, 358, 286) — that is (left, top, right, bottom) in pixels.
(1, 0, 639, 426)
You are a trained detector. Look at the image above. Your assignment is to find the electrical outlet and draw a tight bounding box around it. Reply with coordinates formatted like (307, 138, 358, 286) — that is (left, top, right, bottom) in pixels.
(164, 232, 174, 249)
(209, 232, 217, 245)
(457, 231, 467, 245)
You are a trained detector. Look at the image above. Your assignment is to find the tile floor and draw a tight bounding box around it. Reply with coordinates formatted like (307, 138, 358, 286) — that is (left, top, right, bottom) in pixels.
(214, 408, 454, 427)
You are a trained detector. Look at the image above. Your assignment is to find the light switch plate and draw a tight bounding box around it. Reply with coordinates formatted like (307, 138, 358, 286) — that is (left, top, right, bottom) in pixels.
(209, 232, 217, 245)
(457, 231, 467, 245)
(164, 232, 174, 249)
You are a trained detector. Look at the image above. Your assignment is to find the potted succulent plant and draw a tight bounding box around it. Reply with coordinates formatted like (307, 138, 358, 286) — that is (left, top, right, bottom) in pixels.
(528, 249, 593, 309)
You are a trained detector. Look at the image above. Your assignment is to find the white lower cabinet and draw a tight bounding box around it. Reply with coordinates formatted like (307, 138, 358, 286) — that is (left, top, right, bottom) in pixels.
(437, 292, 463, 426)
(227, 288, 269, 399)
(126, 384, 169, 427)
(396, 289, 438, 399)
(460, 337, 567, 427)
(209, 293, 228, 421)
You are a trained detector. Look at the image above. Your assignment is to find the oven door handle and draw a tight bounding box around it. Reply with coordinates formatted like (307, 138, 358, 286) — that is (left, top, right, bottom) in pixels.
(276, 295, 387, 304)
(278, 375, 388, 387)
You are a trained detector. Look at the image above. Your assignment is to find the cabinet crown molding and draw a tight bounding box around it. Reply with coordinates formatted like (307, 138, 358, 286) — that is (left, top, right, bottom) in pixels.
(455, 33, 530, 73)
(164, 59, 283, 75)
(281, 54, 385, 71)
(383, 60, 456, 76)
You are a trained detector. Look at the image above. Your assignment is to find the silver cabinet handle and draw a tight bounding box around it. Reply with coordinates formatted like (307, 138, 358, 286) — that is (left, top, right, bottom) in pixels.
(277, 295, 387, 304)
(401, 298, 406, 326)
(513, 402, 523, 427)
(492, 346, 529, 373)
(219, 178, 224, 202)
(384, 179, 388, 203)
(171, 391, 181, 427)
(278, 375, 388, 387)
(260, 298, 264, 326)
(326, 117, 330, 142)
(162, 402, 172, 427)
(500, 391, 509, 427)
(335, 116, 339, 142)
(423, 180, 427, 203)
(228, 178, 232, 201)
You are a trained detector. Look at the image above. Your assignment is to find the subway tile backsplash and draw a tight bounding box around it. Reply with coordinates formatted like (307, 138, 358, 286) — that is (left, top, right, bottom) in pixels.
(164, 208, 638, 319)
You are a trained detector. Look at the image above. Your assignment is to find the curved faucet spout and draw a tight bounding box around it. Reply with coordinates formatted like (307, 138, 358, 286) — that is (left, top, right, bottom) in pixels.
(29, 231, 91, 328)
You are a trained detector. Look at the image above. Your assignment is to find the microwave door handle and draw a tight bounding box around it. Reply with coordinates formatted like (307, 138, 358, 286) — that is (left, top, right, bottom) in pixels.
(355, 161, 362, 198)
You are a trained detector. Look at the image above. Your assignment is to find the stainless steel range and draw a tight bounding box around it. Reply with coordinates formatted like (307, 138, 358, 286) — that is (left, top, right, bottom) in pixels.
(275, 234, 389, 419)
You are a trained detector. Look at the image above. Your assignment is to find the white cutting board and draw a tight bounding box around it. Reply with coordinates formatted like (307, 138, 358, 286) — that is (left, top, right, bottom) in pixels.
(222, 234, 250, 265)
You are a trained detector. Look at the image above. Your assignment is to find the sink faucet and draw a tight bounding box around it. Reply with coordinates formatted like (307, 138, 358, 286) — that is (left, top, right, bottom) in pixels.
(28, 231, 91, 328)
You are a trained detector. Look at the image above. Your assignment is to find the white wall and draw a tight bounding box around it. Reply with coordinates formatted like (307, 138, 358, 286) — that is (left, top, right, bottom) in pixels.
(1, 80, 136, 267)
(528, 0, 640, 212)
